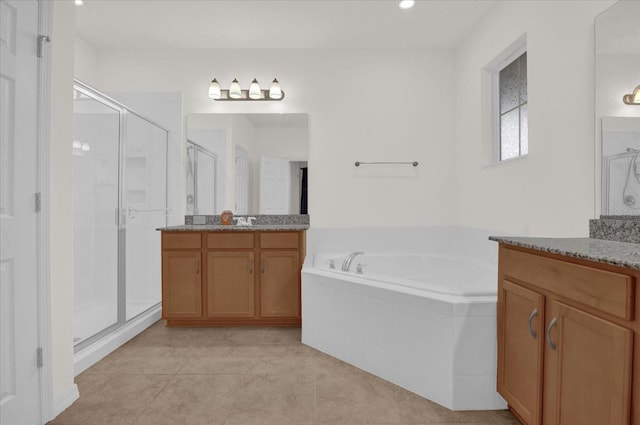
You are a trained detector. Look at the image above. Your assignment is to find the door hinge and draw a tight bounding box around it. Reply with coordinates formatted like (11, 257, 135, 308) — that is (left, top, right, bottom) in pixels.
(35, 192, 41, 212)
(37, 35, 50, 58)
(37, 347, 43, 368)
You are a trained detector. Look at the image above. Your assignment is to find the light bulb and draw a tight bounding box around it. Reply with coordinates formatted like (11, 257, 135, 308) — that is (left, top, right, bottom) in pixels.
(81, 142, 90, 152)
(72, 140, 82, 149)
(75, 0, 84, 5)
(208, 79, 221, 99)
(229, 79, 242, 99)
(249, 79, 261, 99)
(399, 0, 414, 9)
(269, 78, 282, 100)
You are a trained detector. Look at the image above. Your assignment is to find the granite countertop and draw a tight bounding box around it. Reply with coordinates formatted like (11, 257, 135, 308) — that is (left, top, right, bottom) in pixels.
(157, 224, 309, 232)
(489, 236, 640, 271)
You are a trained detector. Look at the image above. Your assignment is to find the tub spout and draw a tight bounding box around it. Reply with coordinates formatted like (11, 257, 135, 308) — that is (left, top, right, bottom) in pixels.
(342, 251, 364, 272)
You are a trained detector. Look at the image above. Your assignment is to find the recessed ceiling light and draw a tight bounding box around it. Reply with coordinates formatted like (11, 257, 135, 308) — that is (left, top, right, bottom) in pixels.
(399, 0, 415, 10)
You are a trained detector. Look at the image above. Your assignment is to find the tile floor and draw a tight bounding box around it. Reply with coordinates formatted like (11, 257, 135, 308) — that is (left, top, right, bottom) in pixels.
(48, 322, 521, 425)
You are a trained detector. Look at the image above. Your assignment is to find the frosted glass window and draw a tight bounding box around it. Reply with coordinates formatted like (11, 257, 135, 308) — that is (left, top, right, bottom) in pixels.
(501, 109, 520, 160)
(498, 52, 527, 161)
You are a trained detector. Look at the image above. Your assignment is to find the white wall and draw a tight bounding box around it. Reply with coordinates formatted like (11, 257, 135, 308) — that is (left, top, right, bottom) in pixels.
(74, 36, 98, 85)
(87, 48, 459, 227)
(454, 0, 614, 237)
(50, 0, 79, 416)
(255, 126, 308, 159)
(230, 115, 258, 212)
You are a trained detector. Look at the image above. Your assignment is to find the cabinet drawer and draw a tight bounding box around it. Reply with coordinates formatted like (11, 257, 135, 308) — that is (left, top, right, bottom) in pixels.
(501, 247, 634, 321)
(163, 232, 202, 249)
(207, 232, 254, 249)
(260, 232, 299, 249)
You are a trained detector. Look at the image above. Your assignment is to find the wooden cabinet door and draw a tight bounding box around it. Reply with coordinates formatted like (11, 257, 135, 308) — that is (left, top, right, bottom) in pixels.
(207, 251, 255, 317)
(498, 279, 545, 425)
(162, 251, 202, 318)
(260, 251, 300, 318)
(543, 301, 633, 425)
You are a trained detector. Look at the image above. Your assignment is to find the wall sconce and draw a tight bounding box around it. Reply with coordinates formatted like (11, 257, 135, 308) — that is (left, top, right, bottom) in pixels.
(623, 85, 640, 105)
(208, 78, 285, 101)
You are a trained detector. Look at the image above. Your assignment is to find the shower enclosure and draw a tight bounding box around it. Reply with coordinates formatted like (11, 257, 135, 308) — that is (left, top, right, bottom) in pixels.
(602, 117, 640, 215)
(72, 80, 168, 350)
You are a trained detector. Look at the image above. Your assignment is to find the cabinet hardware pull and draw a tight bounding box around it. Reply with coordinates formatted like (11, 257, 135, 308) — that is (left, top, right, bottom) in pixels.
(528, 308, 538, 338)
(249, 260, 253, 274)
(547, 317, 557, 350)
(261, 259, 265, 273)
(195, 260, 200, 274)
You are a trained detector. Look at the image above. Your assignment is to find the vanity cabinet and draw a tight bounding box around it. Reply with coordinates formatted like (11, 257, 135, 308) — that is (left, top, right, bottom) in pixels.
(497, 245, 637, 425)
(161, 230, 305, 326)
(161, 233, 202, 319)
(206, 232, 255, 318)
(259, 232, 301, 318)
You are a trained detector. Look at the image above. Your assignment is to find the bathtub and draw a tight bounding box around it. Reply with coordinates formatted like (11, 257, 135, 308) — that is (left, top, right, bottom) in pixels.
(301, 227, 507, 411)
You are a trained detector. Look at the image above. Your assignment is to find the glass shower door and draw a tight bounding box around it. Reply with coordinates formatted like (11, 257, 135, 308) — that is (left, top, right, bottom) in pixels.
(72, 89, 120, 345)
(123, 112, 168, 320)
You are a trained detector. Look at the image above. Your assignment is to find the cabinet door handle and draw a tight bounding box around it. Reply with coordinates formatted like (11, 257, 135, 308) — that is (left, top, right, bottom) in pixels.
(528, 308, 538, 339)
(249, 260, 254, 274)
(546, 317, 557, 351)
(195, 260, 200, 274)
(261, 259, 265, 273)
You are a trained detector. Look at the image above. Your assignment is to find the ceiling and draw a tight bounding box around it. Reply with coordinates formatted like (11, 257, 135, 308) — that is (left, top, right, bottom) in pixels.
(75, 0, 500, 50)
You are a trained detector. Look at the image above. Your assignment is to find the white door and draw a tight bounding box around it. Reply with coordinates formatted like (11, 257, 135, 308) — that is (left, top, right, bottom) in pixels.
(259, 155, 291, 214)
(234, 146, 248, 215)
(0, 0, 42, 424)
(196, 150, 216, 214)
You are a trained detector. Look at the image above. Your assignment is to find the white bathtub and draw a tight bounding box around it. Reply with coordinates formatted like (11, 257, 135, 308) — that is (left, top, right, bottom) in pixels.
(301, 227, 507, 411)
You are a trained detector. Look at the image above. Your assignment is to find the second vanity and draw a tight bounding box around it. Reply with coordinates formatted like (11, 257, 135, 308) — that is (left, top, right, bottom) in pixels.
(491, 217, 640, 425)
(158, 217, 308, 327)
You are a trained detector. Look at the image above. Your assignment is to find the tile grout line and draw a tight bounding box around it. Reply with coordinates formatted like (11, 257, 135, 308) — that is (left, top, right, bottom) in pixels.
(126, 373, 173, 425)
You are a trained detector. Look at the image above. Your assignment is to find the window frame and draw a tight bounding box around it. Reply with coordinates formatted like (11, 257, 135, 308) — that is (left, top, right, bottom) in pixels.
(491, 43, 528, 163)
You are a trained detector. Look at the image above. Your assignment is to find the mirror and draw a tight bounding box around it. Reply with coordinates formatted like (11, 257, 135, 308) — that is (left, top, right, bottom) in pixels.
(186, 113, 308, 215)
(601, 117, 640, 215)
(596, 1, 640, 215)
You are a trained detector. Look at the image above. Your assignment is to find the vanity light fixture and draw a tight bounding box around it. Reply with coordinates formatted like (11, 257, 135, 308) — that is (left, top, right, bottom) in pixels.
(229, 79, 242, 99)
(208, 79, 221, 99)
(623, 85, 640, 105)
(207, 78, 285, 101)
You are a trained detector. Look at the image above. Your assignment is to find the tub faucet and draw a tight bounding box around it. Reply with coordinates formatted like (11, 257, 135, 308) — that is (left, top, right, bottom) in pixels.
(342, 251, 364, 271)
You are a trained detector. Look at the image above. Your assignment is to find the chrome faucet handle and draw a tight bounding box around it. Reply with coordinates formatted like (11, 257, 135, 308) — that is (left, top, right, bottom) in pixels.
(356, 263, 367, 274)
(246, 217, 257, 226)
(329, 259, 335, 269)
(233, 217, 247, 226)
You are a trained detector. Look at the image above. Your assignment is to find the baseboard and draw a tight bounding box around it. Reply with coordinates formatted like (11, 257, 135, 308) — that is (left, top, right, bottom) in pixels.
(73, 306, 161, 376)
(49, 383, 79, 421)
